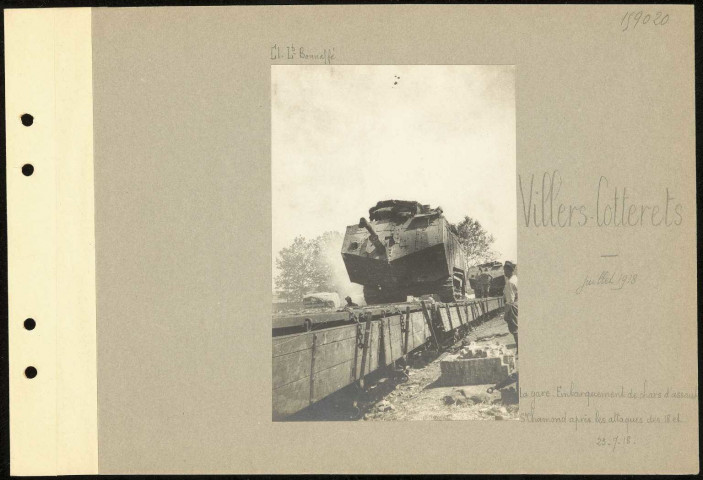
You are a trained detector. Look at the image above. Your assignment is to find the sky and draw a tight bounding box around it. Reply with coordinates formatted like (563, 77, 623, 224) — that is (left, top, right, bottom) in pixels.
(272, 65, 516, 288)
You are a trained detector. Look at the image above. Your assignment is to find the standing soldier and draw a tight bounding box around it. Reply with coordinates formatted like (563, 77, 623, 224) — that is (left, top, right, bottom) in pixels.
(503, 261, 518, 352)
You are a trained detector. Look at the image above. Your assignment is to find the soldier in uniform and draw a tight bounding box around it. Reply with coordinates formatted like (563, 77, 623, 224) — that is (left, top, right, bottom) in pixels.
(503, 261, 518, 352)
(345, 296, 359, 308)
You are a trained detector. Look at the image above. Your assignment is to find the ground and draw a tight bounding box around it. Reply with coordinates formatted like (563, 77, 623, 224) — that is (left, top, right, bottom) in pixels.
(286, 312, 519, 422)
(363, 314, 519, 421)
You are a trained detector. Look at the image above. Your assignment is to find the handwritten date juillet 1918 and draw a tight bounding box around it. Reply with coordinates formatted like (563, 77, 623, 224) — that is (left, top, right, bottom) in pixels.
(576, 270, 637, 295)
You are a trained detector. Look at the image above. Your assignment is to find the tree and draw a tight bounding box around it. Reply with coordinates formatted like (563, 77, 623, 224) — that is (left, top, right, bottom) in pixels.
(274, 236, 330, 302)
(448, 216, 500, 266)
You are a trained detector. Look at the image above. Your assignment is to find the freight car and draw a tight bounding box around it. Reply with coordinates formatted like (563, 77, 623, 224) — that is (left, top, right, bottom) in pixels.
(272, 296, 506, 419)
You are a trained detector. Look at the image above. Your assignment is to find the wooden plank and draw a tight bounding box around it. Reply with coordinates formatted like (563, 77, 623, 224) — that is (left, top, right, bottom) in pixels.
(387, 316, 395, 362)
(387, 315, 403, 363)
(272, 326, 363, 387)
(273, 324, 357, 357)
(438, 307, 451, 331)
(274, 327, 361, 388)
(273, 348, 312, 389)
(274, 357, 360, 418)
(410, 312, 428, 351)
(454, 304, 464, 325)
(309, 333, 318, 405)
(272, 376, 310, 420)
(351, 323, 361, 382)
(403, 307, 410, 354)
(316, 324, 359, 346)
(423, 312, 431, 338)
(313, 337, 357, 373)
(445, 305, 454, 330)
(380, 317, 391, 366)
(311, 358, 356, 403)
(407, 312, 417, 351)
(392, 316, 404, 362)
(358, 316, 372, 383)
(381, 317, 391, 365)
(368, 321, 380, 372)
(421, 301, 440, 350)
(272, 333, 312, 358)
(272, 310, 350, 331)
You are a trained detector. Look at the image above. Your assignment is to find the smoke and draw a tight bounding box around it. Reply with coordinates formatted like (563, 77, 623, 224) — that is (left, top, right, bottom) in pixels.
(319, 231, 366, 306)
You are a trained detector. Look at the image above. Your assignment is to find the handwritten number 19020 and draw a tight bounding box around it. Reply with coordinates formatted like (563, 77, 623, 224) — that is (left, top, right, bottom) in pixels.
(621, 11, 669, 31)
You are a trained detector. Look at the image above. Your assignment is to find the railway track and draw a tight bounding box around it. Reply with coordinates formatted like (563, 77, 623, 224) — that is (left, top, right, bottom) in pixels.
(272, 296, 505, 420)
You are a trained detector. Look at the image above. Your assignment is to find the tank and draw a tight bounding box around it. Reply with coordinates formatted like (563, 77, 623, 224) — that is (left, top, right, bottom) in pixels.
(341, 200, 468, 305)
(468, 261, 506, 298)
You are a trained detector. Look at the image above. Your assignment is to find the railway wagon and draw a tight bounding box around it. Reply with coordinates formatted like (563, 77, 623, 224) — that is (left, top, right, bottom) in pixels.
(272, 296, 505, 420)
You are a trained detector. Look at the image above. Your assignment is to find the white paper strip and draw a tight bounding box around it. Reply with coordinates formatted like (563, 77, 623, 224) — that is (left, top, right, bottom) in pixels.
(6, 8, 98, 475)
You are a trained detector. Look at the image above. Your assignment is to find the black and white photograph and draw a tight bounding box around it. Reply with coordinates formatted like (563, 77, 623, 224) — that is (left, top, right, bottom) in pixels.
(272, 65, 518, 421)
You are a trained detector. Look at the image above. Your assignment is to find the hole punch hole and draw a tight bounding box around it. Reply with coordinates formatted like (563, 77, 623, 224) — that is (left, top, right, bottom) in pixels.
(21, 113, 34, 126)
(24, 318, 36, 330)
(25, 366, 37, 379)
(22, 164, 34, 176)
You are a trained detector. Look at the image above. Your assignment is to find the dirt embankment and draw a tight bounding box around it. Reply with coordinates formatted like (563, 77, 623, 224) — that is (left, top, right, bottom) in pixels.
(363, 315, 519, 421)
